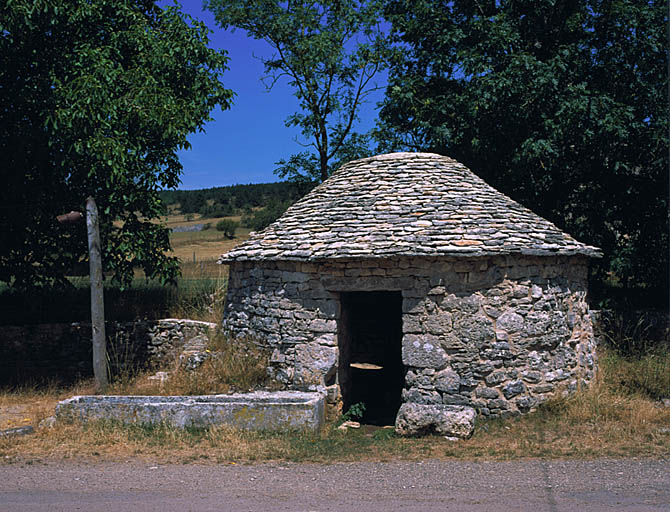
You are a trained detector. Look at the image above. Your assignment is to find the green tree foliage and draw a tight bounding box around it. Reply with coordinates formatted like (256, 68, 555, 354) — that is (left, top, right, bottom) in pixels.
(206, 0, 389, 182)
(215, 219, 239, 239)
(242, 198, 295, 232)
(0, 0, 233, 289)
(160, 180, 315, 218)
(378, 0, 668, 293)
(199, 201, 234, 219)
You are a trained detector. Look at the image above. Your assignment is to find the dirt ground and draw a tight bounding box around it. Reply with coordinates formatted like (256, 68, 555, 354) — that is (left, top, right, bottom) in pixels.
(0, 404, 35, 431)
(0, 459, 668, 511)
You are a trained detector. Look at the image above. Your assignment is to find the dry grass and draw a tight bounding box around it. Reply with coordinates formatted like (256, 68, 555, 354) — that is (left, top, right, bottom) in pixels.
(105, 333, 275, 397)
(170, 229, 250, 252)
(600, 348, 670, 400)
(164, 335, 275, 396)
(1, 348, 668, 464)
(167, 213, 250, 266)
(163, 213, 244, 229)
(178, 260, 230, 279)
(119, 211, 249, 273)
(161, 276, 228, 323)
(0, 380, 96, 431)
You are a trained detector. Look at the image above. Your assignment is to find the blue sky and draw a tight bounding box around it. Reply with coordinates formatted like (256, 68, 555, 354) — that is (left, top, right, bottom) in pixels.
(170, 2, 386, 190)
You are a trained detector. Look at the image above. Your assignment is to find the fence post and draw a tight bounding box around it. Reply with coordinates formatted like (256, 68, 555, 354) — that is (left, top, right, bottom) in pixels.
(86, 196, 108, 392)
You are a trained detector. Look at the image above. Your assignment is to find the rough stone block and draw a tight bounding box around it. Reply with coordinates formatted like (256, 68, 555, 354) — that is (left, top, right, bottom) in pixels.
(483, 305, 502, 318)
(497, 311, 524, 333)
(441, 394, 472, 406)
(513, 285, 529, 298)
(521, 370, 542, 383)
(282, 271, 310, 283)
(545, 369, 568, 382)
(530, 285, 543, 299)
(424, 311, 453, 335)
(472, 362, 495, 377)
(442, 294, 480, 314)
(395, 403, 476, 438)
(402, 388, 442, 404)
(309, 319, 337, 333)
(402, 335, 448, 369)
(502, 380, 525, 399)
(315, 300, 339, 319)
(314, 333, 337, 346)
(487, 399, 509, 410)
(516, 396, 538, 411)
(294, 344, 337, 387)
(522, 311, 551, 337)
(475, 387, 499, 399)
(532, 384, 556, 394)
(402, 315, 423, 334)
(453, 314, 494, 347)
(440, 332, 467, 350)
(434, 368, 460, 393)
(485, 371, 506, 386)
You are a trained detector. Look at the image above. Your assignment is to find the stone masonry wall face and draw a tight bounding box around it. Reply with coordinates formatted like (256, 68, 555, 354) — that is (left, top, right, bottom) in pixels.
(222, 256, 595, 418)
(0, 319, 216, 385)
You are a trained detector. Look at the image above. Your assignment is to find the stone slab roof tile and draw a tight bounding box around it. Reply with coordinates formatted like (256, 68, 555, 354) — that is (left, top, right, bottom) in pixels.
(219, 152, 602, 262)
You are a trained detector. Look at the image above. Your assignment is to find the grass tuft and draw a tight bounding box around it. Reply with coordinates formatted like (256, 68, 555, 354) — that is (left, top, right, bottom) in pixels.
(164, 276, 228, 323)
(598, 345, 670, 400)
(105, 332, 274, 396)
(164, 334, 275, 395)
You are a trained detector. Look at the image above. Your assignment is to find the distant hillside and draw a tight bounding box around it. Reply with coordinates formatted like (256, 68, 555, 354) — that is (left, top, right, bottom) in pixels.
(159, 180, 316, 231)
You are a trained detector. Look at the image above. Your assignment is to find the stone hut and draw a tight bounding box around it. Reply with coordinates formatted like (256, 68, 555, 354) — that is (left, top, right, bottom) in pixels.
(219, 152, 601, 431)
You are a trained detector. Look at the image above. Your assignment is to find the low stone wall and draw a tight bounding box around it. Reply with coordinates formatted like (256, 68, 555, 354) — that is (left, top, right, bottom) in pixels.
(223, 255, 596, 420)
(0, 319, 216, 386)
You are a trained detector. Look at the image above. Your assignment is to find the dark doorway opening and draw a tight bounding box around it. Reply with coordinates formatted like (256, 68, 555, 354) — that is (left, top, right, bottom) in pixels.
(338, 291, 404, 425)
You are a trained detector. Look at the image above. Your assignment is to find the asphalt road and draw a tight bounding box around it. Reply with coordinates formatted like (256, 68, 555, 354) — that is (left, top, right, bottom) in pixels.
(0, 459, 668, 511)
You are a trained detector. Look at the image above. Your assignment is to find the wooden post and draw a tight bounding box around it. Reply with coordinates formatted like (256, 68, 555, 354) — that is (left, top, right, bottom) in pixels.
(86, 196, 108, 392)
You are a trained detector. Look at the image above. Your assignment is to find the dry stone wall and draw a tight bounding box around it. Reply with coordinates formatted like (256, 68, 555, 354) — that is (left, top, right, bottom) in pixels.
(223, 255, 596, 418)
(0, 319, 216, 385)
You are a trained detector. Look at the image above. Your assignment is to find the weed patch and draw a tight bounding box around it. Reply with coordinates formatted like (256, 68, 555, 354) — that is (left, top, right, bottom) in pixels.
(598, 347, 670, 400)
(105, 332, 274, 396)
(163, 334, 274, 395)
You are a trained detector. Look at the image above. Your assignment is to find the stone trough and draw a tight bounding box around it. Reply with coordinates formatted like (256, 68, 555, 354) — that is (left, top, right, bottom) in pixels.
(55, 391, 325, 432)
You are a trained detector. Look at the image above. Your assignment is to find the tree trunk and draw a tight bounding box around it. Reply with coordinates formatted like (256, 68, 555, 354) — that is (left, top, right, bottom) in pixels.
(86, 196, 108, 392)
(320, 151, 328, 182)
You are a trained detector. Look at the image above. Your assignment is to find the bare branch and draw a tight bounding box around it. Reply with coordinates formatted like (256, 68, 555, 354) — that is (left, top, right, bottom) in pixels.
(328, 59, 380, 160)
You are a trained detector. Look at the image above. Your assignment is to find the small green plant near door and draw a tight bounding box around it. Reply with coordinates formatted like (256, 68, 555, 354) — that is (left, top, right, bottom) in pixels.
(340, 402, 366, 423)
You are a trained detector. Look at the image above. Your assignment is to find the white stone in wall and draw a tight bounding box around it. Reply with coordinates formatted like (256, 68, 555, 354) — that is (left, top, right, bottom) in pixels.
(293, 344, 337, 389)
(402, 334, 449, 369)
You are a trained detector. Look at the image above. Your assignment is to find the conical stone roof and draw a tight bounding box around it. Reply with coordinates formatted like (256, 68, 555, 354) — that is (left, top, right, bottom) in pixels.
(219, 152, 601, 262)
